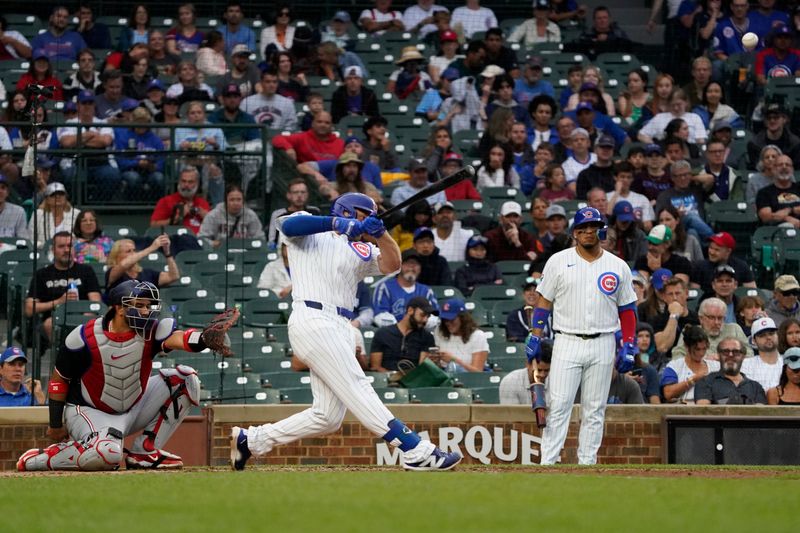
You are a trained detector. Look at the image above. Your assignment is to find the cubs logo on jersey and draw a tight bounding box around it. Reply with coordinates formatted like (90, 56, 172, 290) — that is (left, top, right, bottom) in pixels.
(349, 241, 372, 261)
(597, 272, 619, 295)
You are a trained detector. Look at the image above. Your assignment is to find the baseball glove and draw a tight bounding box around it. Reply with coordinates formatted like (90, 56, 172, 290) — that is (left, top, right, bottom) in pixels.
(201, 307, 240, 357)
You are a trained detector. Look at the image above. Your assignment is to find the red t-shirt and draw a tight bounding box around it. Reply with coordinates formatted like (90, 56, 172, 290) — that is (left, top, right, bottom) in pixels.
(271, 130, 345, 163)
(16, 73, 64, 101)
(150, 192, 211, 235)
(444, 179, 482, 200)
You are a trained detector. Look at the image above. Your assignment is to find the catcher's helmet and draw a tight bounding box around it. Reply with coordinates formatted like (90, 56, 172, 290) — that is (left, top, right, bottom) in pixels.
(572, 206, 607, 240)
(109, 280, 161, 339)
(331, 192, 377, 218)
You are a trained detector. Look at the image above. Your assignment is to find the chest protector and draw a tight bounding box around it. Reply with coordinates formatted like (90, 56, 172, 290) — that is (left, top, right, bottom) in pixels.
(77, 319, 155, 414)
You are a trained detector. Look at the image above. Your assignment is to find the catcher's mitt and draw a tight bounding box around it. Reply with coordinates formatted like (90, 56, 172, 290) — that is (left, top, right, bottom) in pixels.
(201, 307, 240, 357)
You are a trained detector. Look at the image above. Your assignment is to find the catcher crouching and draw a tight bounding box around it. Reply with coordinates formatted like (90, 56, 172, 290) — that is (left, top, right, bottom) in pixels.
(17, 280, 238, 471)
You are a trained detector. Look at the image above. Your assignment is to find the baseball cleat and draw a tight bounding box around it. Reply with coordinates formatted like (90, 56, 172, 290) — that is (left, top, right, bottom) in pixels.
(230, 426, 251, 471)
(125, 449, 183, 469)
(403, 448, 462, 472)
(17, 448, 47, 472)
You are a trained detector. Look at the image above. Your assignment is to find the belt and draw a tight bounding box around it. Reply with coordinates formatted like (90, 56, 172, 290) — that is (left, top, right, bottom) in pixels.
(303, 300, 355, 320)
(554, 330, 601, 340)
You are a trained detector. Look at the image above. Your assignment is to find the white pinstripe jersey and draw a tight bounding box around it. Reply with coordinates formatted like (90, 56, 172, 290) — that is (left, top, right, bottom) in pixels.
(277, 212, 383, 310)
(537, 247, 636, 334)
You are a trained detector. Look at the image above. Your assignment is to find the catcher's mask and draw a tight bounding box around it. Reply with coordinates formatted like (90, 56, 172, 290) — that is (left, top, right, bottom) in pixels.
(109, 280, 161, 340)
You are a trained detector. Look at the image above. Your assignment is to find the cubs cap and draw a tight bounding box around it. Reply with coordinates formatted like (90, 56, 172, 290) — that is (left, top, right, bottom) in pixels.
(545, 204, 566, 219)
(612, 200, 635, 222)
(440, 30, 458, 42)
(595, 133, 615, 148)
(439, 298, 466, 320)
(344, 135, 363, 146)
(650, 268, 673, 291)
(708, 231, 736, 249)
(36, 155, 56, 169)
(750, 316, 777, 341)
(146, 79, 166, 92)
(77, 89, 95, 103)
(783, 347, 800, 370)
(121, 98, 139, 112)
(575, 101, 595, 113)
(764, 102, 787, 116)
(332, 10, 351, 22)
(0, 346, 27, 364)
(501, 201, 522, 216)
(406, 296, 436, 315)
(441, 67, 460, 81)
(579, 82, 601, 95)
(775, 274, 800, 292)
(647, 224, 672, 244)
(222, 83, 242, 96)
(413, 226, 434, 241)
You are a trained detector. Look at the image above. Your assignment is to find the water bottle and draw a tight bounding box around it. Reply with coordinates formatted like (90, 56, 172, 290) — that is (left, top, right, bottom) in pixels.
(67, 281, 79, 300)
(445, 361, 458, 373)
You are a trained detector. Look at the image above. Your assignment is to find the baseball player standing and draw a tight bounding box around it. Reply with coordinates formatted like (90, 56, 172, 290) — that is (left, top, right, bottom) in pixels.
(526, 207, 638, 465)
(230, 193, 461, 471)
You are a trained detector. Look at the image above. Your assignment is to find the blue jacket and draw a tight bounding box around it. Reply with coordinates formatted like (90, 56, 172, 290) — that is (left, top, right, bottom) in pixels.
(114, 129, 165, 172)
(564, 110, 627, 150)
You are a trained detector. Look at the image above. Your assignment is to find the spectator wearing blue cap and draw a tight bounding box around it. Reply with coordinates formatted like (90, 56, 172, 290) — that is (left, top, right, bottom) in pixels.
(62, 48, 102, 101)
(755, 24, 800, 86)
(0, 173, 30, 240)
(513, 56, 556, 108)
(142, 79, 166, 117)
(321, 11, 355, 50)
(0, 347, 44, 407)
(412, 226, 452, 286)
(608, 199, 648, 262)
(425, 297, 489, 372)
(416, 66, 460, 122)
(453, 235, 503, 297)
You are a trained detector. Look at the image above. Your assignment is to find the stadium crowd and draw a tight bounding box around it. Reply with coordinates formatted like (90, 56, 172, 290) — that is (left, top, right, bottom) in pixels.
(1, 0, 800, 407)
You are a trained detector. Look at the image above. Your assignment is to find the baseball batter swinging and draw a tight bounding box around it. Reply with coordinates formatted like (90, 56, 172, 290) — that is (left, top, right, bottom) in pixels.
(17, 280, 238, 471)
(230, 193, 461, 471)
(525, 207, 638, 465)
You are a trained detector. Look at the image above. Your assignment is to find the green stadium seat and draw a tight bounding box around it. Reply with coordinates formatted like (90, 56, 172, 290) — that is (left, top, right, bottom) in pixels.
(491, 300, 521, 327)
(261, 371, 311, 389)
(161, 286, 217, 309)
(175, 298, 230, 328)
(431, 285, 465, 301)
(481, 326, 506, 341)
(267, 325, 290, 343)
(374, 387, 409, 404)
(687, 288, 701, 313)
(471, 387, 501, 404)
(471, 285, 519, 305)
(188, 356, 242, 375)
(364, 372, 390, 388)
(464, 300, 491, 326)
(451, 372, 504, 389)
(151, 358, 175, 372)
(495, 261, 531, 277)
(144, 225, 194, 238)
(102, 225, 137, 238)
(488, 356, 526, 372)
(280, 387, 314, 404)
(734, 287, 773, 302)
(409, 387, 472, 404)
(241, 298, 291, 327)
(244, 357, 293, 373)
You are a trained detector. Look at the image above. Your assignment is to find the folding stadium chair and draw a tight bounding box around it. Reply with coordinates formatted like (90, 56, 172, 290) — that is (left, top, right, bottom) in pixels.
(431, 285, 465, 301)
(495, 260, 531, 278)
(488, 356, 526, 372)
(481, 326, 506, 341)
(191, 357, 243, 375)
(408, 387, 472, 404)
(471, 285, 519, 305)
(451, 372, 504, 389)
(144, 225, 193, 238)
(364, 372, 390, 388)
(464, 301, 491, 326)
(102, 225, 137, 238)
(705, 200, 758, 257)
(374, 387, 410, 404)
(160, 286, 217, 312)
(244, 357, 294, 373)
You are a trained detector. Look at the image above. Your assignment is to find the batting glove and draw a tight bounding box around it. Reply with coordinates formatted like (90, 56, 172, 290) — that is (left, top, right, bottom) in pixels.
(362, 215, 386, 238)
(525, 334, 541, 363)
(615, 342, 638, 374)
(332, 217, 364, 239)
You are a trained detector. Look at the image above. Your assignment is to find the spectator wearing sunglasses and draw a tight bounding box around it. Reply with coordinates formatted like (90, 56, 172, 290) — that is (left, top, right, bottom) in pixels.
(767, 275, 800, 328)
(766, 347, 800, 405)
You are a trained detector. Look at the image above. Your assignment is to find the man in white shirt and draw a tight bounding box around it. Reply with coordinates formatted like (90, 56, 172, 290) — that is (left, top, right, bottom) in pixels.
(562, 127, 597, 189)
(605, 161, 655, 231)
(0, 174, 30, 240)
(499, 342, 551, 405)
(432, 201, 473, 262)
(451, 0, 498, 39)
(743, 316, 784, 391)
(403, 0, 449, 37)
(359, 0, 405, 35)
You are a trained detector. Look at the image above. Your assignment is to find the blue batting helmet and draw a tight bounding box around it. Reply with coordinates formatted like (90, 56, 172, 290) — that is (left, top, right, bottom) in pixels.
(572, 207, 607, 240)
(330, 192, 377, 218)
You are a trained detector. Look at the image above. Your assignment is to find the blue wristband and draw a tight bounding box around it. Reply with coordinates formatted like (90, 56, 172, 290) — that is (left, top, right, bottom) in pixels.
(531, 307, 550, 330)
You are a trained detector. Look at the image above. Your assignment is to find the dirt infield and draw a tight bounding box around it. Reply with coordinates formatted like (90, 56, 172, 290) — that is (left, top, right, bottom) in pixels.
(4, 464, 798, 479)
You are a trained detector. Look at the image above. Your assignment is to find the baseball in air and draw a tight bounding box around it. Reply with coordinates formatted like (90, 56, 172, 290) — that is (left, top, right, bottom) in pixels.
(742, 32, 759, 51)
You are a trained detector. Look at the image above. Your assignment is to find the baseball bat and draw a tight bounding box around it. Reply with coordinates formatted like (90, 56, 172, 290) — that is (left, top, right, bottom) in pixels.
(377, 164, 476, 220)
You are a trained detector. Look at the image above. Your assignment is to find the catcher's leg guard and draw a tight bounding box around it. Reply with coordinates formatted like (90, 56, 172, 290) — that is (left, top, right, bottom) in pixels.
(17, 428, 124, 471)
(126, 366, 199, 468)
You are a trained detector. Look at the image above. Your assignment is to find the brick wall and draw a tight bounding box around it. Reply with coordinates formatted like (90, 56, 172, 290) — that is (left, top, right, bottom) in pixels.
(4, 405, 799, 470)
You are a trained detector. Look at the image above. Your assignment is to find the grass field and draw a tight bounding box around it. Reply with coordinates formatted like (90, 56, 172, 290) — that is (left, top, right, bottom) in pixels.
(3, 466, 799, 533)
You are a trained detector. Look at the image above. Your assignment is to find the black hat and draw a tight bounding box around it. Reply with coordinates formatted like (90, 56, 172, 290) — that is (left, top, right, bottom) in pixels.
(402, 249, 422, 263)
(406, 296, 436, 315)
(362, 115, 388, 136)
